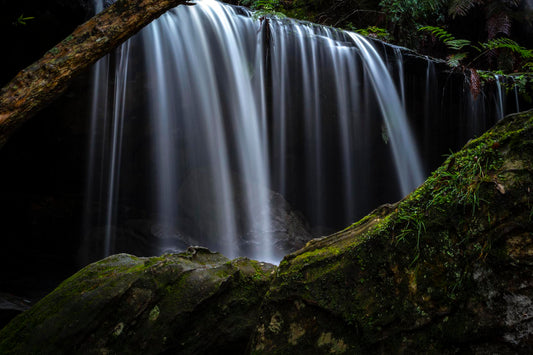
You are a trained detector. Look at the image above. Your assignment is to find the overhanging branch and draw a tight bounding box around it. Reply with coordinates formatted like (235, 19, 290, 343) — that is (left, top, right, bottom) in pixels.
(0, 0, 193, 148)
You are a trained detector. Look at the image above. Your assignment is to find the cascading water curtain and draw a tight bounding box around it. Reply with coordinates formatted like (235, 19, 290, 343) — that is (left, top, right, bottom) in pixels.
(83, 0, 427, 264)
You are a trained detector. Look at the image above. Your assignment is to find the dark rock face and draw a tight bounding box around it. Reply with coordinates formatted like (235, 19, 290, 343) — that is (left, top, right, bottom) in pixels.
(0, 247, 275, 354)
(250, 110, 533, 353)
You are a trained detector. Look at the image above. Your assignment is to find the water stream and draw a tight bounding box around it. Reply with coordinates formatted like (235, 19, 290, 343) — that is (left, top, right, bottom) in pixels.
(83, 0, 517, 264)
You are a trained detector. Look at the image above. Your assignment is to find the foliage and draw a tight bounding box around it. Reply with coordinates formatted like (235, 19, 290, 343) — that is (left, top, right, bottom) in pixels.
(447, 0, 484, 18)
(251, 0, 280, 11)
(378, 0, 447, 46)
(477, 71, 533, 103)
(354, 26, 391, 41)
(510, 74, 533, 102)
(419, 25, 533, 72)
(447, 0, 522, 37)
(419, 25, 471, 50)
(447, 52, 468, 67)
(473, 37, 533, 59)
(418, 26, 470, 67)
(14, 14, 35, 26)
(415, 0, 529, 75)
(240, 0, 287, 18)
(392, 127, 505, 265)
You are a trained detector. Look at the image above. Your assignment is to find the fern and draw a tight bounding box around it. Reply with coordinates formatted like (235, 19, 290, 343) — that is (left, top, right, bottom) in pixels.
(447, 52, 468, 67)
(446, 39, 472, 50)
(15, 14, 35, 26)
(486, 12, 511, 39)
(419, 26, 452, 41)
(252, 0, 279, 11)
(419, 26, 471, 50)
(448, 0, 484, 18)
(475, 38, 533, 60)
(251, 0, 286, 19)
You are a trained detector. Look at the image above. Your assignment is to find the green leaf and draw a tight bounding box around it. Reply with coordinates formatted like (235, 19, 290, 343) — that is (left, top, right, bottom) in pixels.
(446, 39, 471, 50)
(447, 52, 467, 67)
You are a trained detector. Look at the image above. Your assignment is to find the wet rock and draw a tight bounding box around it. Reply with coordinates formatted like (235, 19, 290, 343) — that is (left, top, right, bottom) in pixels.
(177, 170, 312, 260)
(79, 219, 200, 265)
(0, 247, 275, 354)
(250, 110, 533, 353)
(0, 293, 31, 330)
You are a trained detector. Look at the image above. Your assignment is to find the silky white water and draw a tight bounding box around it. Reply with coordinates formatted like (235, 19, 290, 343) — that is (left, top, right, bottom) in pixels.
(84, 0, 427, 264)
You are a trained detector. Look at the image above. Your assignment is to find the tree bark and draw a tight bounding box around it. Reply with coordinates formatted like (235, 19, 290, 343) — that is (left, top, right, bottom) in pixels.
(0, 0, 193, 148)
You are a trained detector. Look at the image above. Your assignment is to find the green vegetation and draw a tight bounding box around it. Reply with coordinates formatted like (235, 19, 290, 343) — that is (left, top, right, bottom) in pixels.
(239, 0, 287, 18)
(14, 14, 35, 26)
(418, 25, 471, 51)
(252, 110, 533, 352)
(0, 249, 276, 354)
(379, 0, 446, 46)
(419, 26, 533, 70)
(353, 26, 391, 42)
(234, 0, 532, 99)
(417, 25, 532, 99)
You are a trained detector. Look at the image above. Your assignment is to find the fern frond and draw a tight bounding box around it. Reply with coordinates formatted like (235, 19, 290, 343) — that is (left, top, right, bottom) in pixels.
(447, 52, 468, 67)
(477, 38, 533, 59)
(419, 26, 454, 42)
(486, 12, 511, 39)
(419, 26, 471, 50)
(448, 0, 482, 18)
(446, 39, 471, 50)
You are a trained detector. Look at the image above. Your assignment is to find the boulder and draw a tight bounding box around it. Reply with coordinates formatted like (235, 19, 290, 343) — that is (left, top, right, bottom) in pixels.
(0, 247, 275, 354)
(250, 110, 533, 353)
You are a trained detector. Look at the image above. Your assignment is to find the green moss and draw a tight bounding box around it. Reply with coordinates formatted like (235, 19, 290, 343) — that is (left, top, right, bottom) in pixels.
(1, 248, 277, 354)
(253, 110, 533, 352)
(48, 47, 60, 55)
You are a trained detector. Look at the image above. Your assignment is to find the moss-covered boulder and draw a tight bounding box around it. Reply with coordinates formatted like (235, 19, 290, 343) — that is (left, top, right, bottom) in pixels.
(0, 247, 275, 354)
(250, 110, 533, 354)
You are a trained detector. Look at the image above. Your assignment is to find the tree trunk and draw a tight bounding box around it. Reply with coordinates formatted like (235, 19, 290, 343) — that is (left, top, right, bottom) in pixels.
(0, 0, 193, 148)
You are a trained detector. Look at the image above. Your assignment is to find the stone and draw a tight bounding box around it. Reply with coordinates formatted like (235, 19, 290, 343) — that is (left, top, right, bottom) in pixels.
(0, 247, 275, 354)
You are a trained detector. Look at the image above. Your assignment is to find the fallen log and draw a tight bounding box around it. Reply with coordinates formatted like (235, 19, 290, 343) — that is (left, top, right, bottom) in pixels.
(0, 0, 193, 148)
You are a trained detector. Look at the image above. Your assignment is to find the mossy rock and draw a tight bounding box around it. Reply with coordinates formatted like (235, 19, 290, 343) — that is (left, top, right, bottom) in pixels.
(250, 110, 533, 354)
(0, 246, 275, 354)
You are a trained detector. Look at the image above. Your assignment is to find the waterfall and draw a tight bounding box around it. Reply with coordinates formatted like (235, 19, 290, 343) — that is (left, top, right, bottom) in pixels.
(495, 75, 506, 120)
(84, 0, 429, 264)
